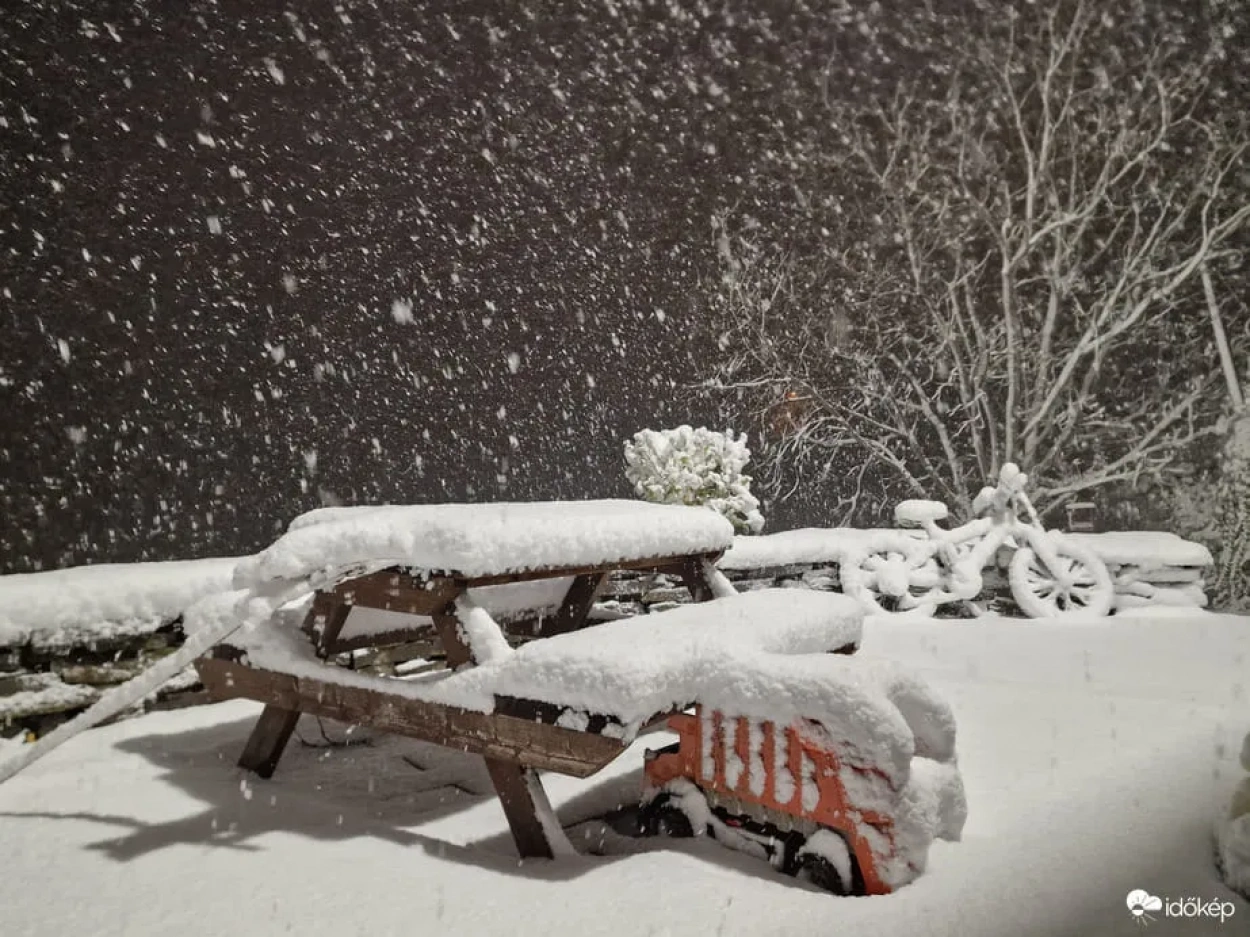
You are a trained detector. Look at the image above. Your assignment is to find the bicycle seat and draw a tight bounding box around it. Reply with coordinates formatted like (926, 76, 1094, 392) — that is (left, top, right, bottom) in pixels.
(895, 499, 949, 527)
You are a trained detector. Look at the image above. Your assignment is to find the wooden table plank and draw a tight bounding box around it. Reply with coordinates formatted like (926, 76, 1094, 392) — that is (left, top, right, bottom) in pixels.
(545, 571, 608, 636)
(196, 656, 626, 778)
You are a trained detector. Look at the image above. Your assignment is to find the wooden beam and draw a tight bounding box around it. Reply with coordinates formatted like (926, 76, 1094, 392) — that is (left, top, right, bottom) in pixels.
(322, 625, 441, 658)
(485, 759, 556, 859)
(303, 573, 462, 658)
(331, 571, 460, 617)
(195, 657, 626, 778)
(430, 602, 473, 667)
(236, 704, 301, 778)
(545, 572, 607, 636)
(301, 594, 353, 657)
(493, 694, 626, 736)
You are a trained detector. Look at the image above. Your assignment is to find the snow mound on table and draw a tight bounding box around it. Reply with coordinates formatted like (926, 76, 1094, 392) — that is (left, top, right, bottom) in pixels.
(227, 590, 867, 727)
(285, 505, 395, 532)
(235, 500, 734, 588)
(489, 589, 864, 719)
(1057, 531, 1213, 568)
(0, 557, 241, 649)
(718, 528, 919, 570)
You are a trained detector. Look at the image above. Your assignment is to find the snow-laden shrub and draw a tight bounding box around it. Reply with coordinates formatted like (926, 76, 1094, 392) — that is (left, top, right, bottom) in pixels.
(624, 426, 765, 534)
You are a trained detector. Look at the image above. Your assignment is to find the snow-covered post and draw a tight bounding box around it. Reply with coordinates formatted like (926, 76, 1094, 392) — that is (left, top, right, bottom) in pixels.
(624, 426, 765, 534)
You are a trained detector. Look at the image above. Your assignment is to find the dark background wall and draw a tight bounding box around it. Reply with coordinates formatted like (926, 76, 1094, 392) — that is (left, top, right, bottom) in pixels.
(1, 0, 871, 571)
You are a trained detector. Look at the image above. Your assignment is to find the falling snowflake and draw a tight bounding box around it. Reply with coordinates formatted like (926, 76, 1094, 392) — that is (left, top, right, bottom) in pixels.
(391, 298, 414, 324)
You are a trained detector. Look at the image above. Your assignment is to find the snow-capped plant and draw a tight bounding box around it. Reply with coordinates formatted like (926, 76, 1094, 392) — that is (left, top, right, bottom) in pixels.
(624, 426, 765, 534)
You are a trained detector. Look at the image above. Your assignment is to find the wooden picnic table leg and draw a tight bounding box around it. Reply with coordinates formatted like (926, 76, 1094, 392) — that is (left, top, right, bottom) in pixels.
(234, 589, 350, 778)
(431, 592, 565, 859)
(237, 704, 302, 778)
(485, 758, 558, 859)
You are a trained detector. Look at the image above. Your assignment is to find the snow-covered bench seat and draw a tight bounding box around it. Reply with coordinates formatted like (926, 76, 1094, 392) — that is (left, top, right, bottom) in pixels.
(207, 589, 864, 745)
(488, 590, 863, 736)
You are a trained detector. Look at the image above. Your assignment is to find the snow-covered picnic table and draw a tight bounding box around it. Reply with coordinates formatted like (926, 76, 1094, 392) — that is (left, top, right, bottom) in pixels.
(193, 500, 865, 860)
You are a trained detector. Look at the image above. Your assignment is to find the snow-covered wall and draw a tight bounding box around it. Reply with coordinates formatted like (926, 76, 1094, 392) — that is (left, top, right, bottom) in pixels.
(0, 558, 240, 736)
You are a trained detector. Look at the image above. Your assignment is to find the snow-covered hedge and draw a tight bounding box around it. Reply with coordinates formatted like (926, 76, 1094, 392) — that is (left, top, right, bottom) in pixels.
(624, 426, 765, 534)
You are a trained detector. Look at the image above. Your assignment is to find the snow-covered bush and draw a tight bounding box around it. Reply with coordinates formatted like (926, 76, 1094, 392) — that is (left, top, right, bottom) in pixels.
(624, 426, 765, 534)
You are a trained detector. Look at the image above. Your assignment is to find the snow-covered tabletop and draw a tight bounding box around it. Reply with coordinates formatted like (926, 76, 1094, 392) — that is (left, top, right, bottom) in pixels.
(234, 500, 736, 589)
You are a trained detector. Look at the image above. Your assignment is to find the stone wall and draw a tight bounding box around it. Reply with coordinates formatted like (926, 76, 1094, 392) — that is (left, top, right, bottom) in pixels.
(0, 619, 206, 742)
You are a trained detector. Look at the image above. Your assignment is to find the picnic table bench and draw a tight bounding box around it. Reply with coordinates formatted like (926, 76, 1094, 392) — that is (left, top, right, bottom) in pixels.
(193, 500, 862, 860)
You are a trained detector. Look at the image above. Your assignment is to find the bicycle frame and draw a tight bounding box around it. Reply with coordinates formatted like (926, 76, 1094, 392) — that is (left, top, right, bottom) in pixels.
(910, 478, 1072, 609)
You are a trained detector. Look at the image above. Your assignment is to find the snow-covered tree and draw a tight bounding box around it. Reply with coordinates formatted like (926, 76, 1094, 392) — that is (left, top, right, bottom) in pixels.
(708, 0, 1250, 523)
(624, 426, 764, 534)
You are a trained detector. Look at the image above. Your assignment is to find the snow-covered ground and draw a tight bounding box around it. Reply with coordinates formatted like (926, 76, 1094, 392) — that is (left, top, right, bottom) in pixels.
(1, 608, 1246, 936)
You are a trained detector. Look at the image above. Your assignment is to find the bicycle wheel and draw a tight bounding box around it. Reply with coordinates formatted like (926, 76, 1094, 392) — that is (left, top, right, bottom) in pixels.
(840, 533, 943, 616)
(1009, 538, 1114, 618)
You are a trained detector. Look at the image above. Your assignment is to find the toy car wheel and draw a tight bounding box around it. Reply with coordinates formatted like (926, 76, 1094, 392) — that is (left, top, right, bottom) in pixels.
(795, 852, 853, 896)
(793, 829, 860, 895)
(776, 831, 809, 875)
(639, 793, 695, 838)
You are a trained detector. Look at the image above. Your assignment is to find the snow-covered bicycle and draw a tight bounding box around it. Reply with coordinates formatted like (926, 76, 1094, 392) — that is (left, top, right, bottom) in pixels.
(840, 464, 1114, 619)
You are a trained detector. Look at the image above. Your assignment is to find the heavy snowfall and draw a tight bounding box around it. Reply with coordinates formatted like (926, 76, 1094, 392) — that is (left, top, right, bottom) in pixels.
(2, 2, 1248, 936)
